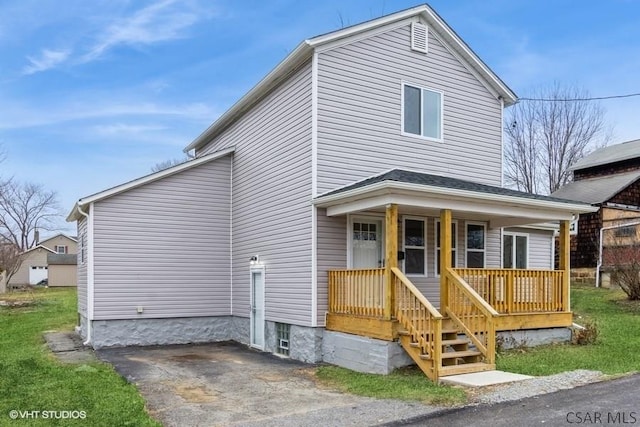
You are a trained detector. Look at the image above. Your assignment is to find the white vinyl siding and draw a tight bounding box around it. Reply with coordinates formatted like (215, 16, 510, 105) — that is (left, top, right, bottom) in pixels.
(316, 209, 347, 326)
(77, 217, 88, 316)
(92, 156, 232, 320)
(316, 23, 503, 195)
(197, 61, 314, 326)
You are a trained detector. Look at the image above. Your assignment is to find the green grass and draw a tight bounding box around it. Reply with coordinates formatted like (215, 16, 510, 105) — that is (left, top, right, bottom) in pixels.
(497, 284, 640, 376)
(315, 365, 467, 405)
(0, 288, 160, 427)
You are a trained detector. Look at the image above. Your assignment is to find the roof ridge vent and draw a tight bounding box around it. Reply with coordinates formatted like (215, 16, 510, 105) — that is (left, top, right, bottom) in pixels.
(411, 21, 428, 53)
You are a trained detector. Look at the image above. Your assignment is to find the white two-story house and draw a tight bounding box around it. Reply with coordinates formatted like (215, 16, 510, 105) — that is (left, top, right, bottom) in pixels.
(68, 4, 595, 381)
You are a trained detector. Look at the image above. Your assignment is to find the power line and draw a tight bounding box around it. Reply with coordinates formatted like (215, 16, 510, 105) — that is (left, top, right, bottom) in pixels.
(518, 92, 640, 102)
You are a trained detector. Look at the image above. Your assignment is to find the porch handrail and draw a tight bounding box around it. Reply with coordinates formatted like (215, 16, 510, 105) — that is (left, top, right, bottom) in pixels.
(328, 268, 386, 318)
(391, 267, 442, 377)
(443, 268, 497, 364)
(453, 268, 567, 313)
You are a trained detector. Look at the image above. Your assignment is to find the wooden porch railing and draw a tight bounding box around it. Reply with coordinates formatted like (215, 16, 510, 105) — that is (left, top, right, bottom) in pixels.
(328, 268, 385, 318)
(443, 268, 497, 365)
(392, 267, 442, 380)
(453, 268, 567, 314)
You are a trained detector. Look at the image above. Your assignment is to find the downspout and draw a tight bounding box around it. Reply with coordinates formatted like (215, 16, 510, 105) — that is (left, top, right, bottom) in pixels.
(595, 220, 640, 288)
(77, 204, 93, 346)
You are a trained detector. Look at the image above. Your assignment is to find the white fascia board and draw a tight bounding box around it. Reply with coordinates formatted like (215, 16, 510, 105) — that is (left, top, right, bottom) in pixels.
(67, 146, 235, 221)
(318, 181, 597, 218)
(21, 245, 57, 255)
(184, 43, 313, 152)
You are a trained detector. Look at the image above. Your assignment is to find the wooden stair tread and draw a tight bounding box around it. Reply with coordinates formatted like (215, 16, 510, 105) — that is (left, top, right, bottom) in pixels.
(441, 350, 481, 359)
(442, 338, 469, 346)
(439, 362, 495, 377)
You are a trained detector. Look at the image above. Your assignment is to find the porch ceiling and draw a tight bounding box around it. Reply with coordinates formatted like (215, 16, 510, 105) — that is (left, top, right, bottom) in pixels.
(313, 171, 598, 228)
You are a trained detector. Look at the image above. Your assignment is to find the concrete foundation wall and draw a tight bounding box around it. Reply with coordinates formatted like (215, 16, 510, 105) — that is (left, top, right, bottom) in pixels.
(322, 331, 413, 374)
(497, 327, 572, 350)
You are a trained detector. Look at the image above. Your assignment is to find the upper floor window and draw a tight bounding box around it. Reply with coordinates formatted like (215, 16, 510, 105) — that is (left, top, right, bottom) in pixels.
(402, 83, 442, 140)
(55, 245, 67, 254)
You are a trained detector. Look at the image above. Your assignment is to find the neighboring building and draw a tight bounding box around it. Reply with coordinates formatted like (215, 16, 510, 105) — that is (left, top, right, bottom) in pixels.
(47, 254, 78, 287)
(6, 233, 78, 288)
(67, 5, 595, 380)
(553, 139, 640, 280)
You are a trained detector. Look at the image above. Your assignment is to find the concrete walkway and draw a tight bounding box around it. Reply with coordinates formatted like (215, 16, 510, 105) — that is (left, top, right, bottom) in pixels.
(43, 331, 96, 363)
(440, 370, 533, 387)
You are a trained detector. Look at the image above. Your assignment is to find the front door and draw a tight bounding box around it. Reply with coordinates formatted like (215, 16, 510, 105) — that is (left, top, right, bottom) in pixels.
(352, 218, 384, 268)
(250, 267, 265, 349)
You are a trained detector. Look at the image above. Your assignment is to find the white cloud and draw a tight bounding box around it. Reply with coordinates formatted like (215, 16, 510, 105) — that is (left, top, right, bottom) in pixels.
(23, 48, 71, 74)
(81, 0, 202, 63)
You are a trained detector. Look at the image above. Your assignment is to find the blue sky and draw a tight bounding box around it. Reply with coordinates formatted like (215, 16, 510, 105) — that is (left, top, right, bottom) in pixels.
(1, 0, 639, 234)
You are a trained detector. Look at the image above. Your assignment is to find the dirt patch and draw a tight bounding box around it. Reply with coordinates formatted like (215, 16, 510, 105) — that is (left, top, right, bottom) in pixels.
(0, 299, 36, 308)
(170, 353, 211, 361)
(166, 381, 219, 403)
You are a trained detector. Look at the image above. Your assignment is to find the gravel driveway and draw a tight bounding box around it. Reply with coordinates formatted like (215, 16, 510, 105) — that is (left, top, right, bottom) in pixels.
(97, 342, 441, 427)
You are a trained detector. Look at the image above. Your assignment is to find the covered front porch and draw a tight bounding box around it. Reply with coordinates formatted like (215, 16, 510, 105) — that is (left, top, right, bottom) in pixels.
(314, 170, 597, 381)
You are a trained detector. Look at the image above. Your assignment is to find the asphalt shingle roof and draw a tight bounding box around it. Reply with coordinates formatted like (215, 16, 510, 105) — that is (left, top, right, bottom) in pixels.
(47, 254, 77, 265)
(319, 169, 589, 205)
(570, 139, 640, 171)
(551, 170, 640, 204)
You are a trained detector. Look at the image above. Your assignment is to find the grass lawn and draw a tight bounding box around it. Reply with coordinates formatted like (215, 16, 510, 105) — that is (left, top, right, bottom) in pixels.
(498, 284, 640, 376)
(0, 288, 160, 427)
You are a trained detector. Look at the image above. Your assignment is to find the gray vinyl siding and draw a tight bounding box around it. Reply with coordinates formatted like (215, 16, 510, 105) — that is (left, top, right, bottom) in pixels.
(316, 209, 346, 326)
(504, 227, 554, 269)
(92, 156, 232, 320)
(77, 217, 87, 316)
(197, 61, 313, 326)
(316, 23, 503, 195)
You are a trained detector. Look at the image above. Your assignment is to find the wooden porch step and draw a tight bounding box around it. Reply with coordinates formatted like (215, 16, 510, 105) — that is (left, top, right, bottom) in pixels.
(442, 338, 469, 346)
(441, 350, 481, 359)
(439, 362, 495, 377)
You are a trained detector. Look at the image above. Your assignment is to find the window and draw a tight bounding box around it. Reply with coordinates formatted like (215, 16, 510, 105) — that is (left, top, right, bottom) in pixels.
(614, 225, 636, 238)
(55, 245, 67, 254)
(466, 223, 486, 268)
(81, 235, 86, 264)
(403, 83, 442, 140)
(435, 220, 457, 275)
(404, 218, 425, 275)
(503, 233, 528, 269)
(276, 323, 290, 357)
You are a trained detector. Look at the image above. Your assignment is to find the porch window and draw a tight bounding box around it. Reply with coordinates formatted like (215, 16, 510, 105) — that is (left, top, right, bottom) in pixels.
(402, 83, 442, 140)
(466, 223, 485, 268)
(435, 220, 457, 275)
(403, 218, 425, 275)
(503, 233, 528, 269)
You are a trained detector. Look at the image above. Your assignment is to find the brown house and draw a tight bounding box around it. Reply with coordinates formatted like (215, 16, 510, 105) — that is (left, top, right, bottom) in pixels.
(552, 139, 640, 279)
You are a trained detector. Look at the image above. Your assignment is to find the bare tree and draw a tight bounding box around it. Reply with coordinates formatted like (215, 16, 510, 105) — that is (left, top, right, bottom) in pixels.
(151, 157, 189, 173)
(602, 225, 640, 301)
(504, 83, 611, 194)
(0, 181, 60, 251)
(0, 242, 22, 290)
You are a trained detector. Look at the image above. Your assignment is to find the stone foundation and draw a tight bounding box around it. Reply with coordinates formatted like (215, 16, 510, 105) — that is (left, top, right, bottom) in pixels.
(571, 268, 596, 285)
(322, 331, 413, 374)
(497, 327, 572, 350)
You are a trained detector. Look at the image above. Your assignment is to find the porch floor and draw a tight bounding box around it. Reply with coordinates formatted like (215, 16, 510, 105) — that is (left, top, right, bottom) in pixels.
(439, 370, 533, 387)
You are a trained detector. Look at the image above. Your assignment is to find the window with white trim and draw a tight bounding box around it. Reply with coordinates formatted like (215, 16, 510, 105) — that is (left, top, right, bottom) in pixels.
(55, 245, 67, 254)
(402, 83, 442, 140)
(435, 220, 457, 276)
(466, 223, 486, 268)
(503, 232, 528, 269)
(403, 218, 426, 275)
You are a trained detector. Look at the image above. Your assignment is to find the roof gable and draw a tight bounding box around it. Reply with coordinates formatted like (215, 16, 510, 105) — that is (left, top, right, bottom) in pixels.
(39, 233, 77, 247)
(184, 4, 516, 153)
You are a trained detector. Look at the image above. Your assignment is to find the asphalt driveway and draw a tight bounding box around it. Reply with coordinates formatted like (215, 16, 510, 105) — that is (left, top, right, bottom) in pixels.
(97, 342, 441, 427)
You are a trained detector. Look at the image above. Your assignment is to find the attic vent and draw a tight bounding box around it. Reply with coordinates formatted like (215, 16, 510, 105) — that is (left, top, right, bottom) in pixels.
(411, 22, 428, 53)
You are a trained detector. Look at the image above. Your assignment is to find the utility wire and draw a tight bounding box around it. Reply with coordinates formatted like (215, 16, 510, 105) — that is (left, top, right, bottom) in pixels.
(518, 92, 640, 102)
